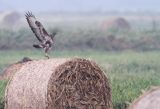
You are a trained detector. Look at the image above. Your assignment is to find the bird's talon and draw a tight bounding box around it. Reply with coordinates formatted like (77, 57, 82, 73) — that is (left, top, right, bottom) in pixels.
(45, 54, 50, 59)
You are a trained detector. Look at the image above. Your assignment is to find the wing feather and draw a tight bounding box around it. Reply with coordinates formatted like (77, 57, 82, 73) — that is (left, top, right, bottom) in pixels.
(25, 12, 45, 42)
(42, 28, 49, 36)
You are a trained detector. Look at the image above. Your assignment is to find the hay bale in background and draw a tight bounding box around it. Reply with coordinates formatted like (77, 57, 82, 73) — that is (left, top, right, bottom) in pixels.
(1, 63, 23, 80)
(5, 58, 111, 109)
(0, 57, 32, 80)
(101, 17, 131, 31)
(129, 87, 160, 109)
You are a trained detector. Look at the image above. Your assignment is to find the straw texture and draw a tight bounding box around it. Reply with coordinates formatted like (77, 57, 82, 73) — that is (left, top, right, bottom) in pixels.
(5, 58, 111, 109)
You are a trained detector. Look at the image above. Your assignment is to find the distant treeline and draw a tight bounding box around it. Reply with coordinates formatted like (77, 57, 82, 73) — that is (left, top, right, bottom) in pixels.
(0, 27, 160, 51)
(1, 11, 160, 51)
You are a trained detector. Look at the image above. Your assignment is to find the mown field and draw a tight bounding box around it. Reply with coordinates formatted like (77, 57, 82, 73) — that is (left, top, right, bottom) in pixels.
(0, 50, 160, 109)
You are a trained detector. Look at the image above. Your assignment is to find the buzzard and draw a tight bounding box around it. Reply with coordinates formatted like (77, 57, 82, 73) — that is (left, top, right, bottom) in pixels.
(25, 12, 56, 58)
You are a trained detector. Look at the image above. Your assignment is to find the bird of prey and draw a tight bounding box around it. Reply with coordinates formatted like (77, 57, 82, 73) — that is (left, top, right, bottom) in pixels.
(25, 12, 56, 58)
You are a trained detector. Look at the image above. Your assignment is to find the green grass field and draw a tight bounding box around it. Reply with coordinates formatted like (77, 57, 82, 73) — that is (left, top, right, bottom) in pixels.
(0, 50, 160, 109)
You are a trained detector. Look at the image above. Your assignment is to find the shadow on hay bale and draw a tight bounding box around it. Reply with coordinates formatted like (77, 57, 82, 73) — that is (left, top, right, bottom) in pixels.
(0, 57, 32, 80)
(129, 87, 160, 109)
(5, 58, 112, 109)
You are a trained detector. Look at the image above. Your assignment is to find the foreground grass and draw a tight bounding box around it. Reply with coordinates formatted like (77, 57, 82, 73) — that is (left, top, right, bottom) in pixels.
(0, 80, 7, 109)
(1, 50, 160, 109)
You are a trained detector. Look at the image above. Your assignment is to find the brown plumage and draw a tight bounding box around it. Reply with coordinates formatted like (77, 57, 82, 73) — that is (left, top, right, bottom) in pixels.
(25, 11, 56, 58)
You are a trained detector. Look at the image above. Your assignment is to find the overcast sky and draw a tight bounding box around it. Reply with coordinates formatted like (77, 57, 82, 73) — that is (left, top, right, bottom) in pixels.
(0, 0, 160, 12)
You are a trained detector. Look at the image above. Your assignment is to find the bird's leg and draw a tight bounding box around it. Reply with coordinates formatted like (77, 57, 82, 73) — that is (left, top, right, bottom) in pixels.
(45, 52, 49, 59)
(44, 46, 50, 59)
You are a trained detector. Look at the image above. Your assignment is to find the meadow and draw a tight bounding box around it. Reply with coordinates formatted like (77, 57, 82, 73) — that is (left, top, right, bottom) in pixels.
(0, 50, 160, 109)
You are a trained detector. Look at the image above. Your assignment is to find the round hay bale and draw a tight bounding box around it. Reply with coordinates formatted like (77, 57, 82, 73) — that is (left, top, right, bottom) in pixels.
(129, 87, 160, 109)
(101, 17, 131, 31)
(5, 58, 111, 109)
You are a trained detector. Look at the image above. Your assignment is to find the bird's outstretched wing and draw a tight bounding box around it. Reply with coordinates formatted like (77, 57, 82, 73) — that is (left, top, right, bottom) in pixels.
(25, 12, 49, 42)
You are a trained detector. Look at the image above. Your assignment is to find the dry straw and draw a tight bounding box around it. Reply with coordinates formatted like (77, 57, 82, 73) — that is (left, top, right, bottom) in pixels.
(129, 87, 160, 109)
(5, 58, 111, 109)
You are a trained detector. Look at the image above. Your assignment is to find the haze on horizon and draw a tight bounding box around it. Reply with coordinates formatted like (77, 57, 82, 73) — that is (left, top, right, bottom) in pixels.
(0, 0, 160, 13)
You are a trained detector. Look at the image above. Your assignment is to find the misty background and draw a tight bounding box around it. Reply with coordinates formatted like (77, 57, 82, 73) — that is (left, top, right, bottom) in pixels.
(0, 0, 160, 51)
